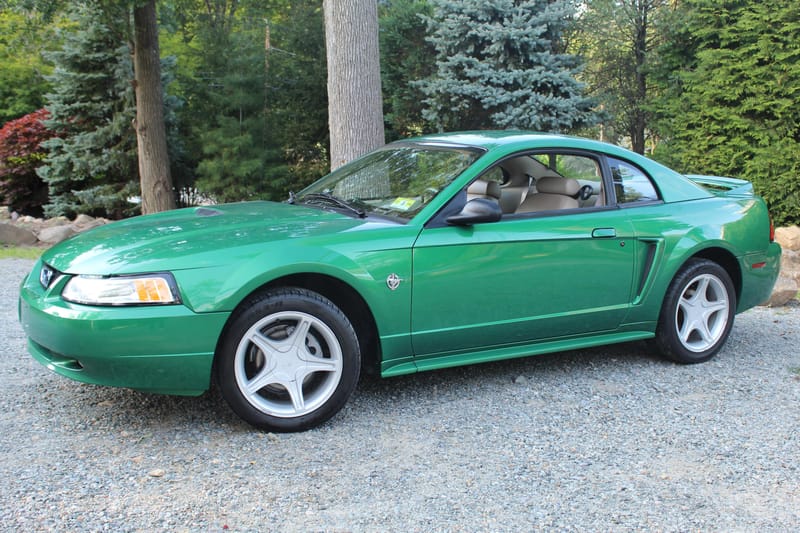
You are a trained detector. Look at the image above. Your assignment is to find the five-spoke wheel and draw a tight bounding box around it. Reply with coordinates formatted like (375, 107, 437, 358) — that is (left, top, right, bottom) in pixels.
(655, 259, 736, 364)
(216, 289, 360, 432)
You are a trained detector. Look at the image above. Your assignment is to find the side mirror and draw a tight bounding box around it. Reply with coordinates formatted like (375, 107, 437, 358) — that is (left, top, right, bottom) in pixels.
(446, 198, 502, 226)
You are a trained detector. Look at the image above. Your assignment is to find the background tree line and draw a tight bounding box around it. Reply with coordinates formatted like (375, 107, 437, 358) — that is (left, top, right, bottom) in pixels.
(1, 0, 798, 225)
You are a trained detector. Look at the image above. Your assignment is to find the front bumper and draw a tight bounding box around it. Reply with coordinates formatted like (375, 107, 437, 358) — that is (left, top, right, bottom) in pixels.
(18, 261, 229, 395)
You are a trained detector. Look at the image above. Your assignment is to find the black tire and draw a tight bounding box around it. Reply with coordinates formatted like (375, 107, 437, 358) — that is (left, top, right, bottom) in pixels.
(216, 288, 360, 432)
(654, 259, 736, 364)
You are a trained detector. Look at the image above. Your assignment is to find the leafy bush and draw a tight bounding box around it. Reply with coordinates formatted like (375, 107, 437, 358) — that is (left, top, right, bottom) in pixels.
(0, 109, 54, 217)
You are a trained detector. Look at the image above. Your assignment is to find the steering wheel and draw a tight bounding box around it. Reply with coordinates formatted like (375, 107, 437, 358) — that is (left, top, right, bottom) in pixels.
(577, 184, 594, 201)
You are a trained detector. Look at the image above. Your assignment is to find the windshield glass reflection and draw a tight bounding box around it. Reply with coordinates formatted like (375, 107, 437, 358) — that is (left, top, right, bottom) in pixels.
(297, 143, 483, 221)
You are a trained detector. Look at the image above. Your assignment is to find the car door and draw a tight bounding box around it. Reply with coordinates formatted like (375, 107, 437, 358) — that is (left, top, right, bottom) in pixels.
(410, 152, 637, 358)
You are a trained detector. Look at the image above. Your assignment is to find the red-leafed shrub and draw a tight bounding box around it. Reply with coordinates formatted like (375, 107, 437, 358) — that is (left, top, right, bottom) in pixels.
(0, 109, 55, 217)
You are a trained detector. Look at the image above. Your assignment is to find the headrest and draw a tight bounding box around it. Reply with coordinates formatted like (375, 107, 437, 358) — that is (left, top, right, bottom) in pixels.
(536, 176, 580, 196)
(467, 179, 501, 199)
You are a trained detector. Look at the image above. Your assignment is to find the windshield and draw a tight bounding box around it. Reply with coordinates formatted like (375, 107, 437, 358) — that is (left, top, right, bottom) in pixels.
(296, 143, 484, 221)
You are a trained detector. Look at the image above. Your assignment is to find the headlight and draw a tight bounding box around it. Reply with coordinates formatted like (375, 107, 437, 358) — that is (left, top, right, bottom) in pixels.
(62, 273, 181, 306)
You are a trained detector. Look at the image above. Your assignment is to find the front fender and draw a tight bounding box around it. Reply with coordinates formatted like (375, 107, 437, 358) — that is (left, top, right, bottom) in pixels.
(172, 226, 419, 357)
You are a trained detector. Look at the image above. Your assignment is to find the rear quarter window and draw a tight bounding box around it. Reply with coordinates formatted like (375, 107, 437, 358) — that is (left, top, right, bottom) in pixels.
(608, 157, 660, 204)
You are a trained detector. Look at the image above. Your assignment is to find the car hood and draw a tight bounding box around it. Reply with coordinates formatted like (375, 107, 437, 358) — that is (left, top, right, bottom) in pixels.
(42, 202, 378, 275)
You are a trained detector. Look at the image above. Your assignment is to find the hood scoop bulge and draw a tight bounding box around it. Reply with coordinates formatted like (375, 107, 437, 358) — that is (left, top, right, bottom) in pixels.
(195, 207, 223, 217)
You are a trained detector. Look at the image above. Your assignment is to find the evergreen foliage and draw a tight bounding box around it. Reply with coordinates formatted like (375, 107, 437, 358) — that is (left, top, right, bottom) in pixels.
(379, 0, 436, 139)
(650, 0, 800, 225)
(189, 19, 284, 202)
(266, 1, 329, 196)
(165, 0, 328, 203)
(2, 0, 798, 224)
(418, 0, 597, 132)
(36, 2, 139, 219)
(0, 109, 54, 216)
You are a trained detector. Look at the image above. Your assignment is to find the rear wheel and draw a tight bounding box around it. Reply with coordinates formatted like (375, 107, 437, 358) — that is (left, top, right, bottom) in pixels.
(216, 288, 360, 432)
(655, 259, 736, 364)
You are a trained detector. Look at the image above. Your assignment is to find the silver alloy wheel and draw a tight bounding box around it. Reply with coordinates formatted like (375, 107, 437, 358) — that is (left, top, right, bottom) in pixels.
(674, 273, 730, 353)
(234, 310, 344, 418)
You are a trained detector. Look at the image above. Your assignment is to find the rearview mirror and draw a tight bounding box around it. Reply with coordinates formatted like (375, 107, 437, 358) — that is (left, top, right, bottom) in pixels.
(446, 198, 502, 226)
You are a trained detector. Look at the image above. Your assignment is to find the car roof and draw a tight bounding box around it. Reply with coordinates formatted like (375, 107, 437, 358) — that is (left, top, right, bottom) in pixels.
(401, 131, 654, 163)
(404, 131, 596, 151)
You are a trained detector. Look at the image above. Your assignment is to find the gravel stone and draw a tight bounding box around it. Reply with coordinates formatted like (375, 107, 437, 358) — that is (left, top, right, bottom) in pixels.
(2, 258, 799, 531)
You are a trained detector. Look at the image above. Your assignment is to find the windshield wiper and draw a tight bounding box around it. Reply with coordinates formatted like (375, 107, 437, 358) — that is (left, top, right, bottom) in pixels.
(301, 193, 366, 218)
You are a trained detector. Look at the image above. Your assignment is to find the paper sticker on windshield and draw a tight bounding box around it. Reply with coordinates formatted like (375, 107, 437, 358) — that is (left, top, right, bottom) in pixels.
(390, 197, 417, 211)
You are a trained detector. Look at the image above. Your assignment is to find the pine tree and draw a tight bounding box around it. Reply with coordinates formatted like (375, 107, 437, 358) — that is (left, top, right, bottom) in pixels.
(36, 2, 139, 219)
(191, 16, 281, 203)
(265, 1, 330, 197)
(418, 0, 597, 132)
(379, 0, 436, 139)
(650, 0, 800, 225)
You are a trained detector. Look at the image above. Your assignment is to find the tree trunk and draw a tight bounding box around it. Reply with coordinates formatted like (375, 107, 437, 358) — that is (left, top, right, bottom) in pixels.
(133, 0, 175, 213)
(323, 0, 385, 170)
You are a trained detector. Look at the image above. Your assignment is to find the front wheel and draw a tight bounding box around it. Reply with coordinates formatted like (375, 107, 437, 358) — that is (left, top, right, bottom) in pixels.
(216, 288, 361, 432)
(654, 259, 736, 364)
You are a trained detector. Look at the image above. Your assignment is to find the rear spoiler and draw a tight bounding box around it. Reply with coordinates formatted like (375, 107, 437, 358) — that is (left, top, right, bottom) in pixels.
(685, 175, 754, 197)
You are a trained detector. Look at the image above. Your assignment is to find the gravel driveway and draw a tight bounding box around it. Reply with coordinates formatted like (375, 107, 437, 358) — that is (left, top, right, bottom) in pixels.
(2, 258, 798, 531)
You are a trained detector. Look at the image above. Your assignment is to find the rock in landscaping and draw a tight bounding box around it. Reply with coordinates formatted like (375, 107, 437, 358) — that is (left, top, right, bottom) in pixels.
(37, 225, 76, 245)
(0, 222, 38, 245)
(767, 226, 800, 305)
(764, 274, 799, 307)
(781, 249, 800, 284)
(72, 214, 106, 233)
(775, 225, 800, 251)
(41, 216, 70, 228)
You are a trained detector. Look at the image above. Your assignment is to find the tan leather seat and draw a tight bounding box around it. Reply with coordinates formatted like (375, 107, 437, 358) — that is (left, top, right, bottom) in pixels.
(498, 187, 526, 213)
(517, 176, 580, 212)
(595, 179, 605, 207)
(466, 179, 501, 202)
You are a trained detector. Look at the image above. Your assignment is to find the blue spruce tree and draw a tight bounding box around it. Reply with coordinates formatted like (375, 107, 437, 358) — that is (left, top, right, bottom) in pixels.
(419, 0, 596, 132)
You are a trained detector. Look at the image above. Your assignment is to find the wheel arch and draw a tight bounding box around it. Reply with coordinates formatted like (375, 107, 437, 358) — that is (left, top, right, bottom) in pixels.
(653, 249, 739, 363)
(213, 273, 382, 377)
(688, 246, 742, 303)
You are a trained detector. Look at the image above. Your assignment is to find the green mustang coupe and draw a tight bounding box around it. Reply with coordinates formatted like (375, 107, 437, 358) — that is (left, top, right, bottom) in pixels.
(19, 132, 781, 431)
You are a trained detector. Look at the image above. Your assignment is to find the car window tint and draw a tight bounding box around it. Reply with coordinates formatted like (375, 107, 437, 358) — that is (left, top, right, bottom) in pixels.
(556, 154, 602, 183)
(607, 157, 660, 204)
(530, 153, 602, 184)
